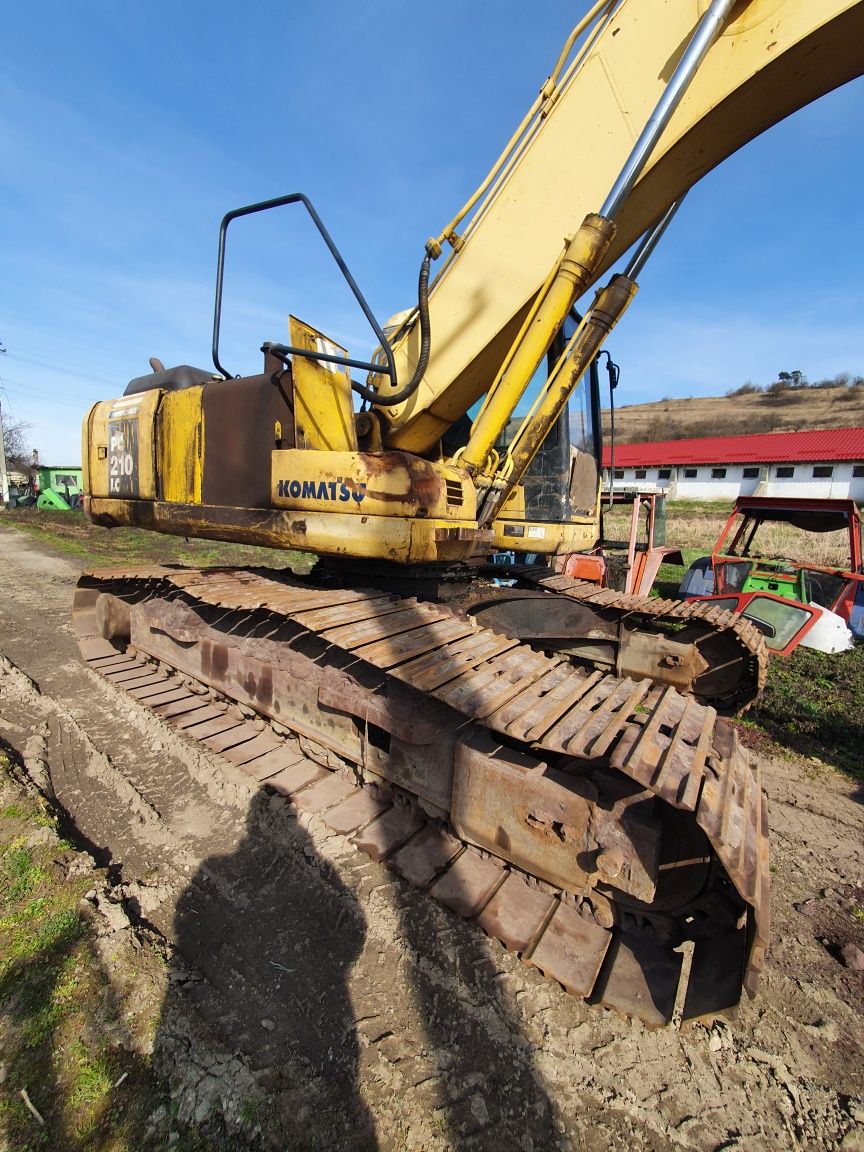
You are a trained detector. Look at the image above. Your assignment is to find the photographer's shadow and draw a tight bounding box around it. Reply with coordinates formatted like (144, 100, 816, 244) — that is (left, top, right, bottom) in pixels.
(157, 789, 377, 1149)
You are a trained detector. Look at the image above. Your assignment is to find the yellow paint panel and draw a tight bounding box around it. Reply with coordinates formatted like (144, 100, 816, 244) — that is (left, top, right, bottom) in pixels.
(159, 386, 204, 503)
(81, 403, 99, 493)
(86, 391, 160, 500)
(492, 519, 596, 556)
(86, 499, 484, 564)
(85, 401, 112, 497)
(290, 317, 358, 452)
(271, 449, 477, 522)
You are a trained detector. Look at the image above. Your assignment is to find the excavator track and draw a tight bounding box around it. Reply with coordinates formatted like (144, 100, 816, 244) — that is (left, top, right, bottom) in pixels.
(73, 565, 769, 1028)
(512, 569, 769, 715)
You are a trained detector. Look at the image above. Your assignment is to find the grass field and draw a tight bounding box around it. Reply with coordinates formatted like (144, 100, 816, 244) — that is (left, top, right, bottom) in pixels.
(3, 507, 313, 574)
(3, 504, 861, 782)
(0, 755, 163, 1152)
(0, 745, 232, 1152)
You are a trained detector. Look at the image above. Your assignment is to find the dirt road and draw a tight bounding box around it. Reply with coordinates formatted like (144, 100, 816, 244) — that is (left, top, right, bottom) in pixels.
(0, 524, 862, 1151)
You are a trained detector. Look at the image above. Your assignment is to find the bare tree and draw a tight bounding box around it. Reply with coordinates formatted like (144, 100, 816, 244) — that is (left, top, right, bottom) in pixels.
(3, 415, 33, 472)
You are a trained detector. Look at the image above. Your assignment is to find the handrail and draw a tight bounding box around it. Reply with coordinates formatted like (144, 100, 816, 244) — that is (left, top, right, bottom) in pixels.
(211, 192, 396, 386)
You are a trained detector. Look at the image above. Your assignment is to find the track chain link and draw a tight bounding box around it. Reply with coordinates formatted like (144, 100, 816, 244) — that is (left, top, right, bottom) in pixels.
(518, 570, 769, 714)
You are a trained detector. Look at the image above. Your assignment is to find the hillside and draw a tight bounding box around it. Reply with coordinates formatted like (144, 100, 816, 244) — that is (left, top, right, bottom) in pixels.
(602, 383, 864, 445)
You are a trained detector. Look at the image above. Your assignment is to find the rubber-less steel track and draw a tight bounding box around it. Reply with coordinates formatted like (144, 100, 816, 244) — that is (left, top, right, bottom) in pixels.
(516, 569, 769, 715)
(73, 565, 770, 1028)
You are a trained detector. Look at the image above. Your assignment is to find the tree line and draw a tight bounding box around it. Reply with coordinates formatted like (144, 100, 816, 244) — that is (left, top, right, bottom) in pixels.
(727, 371, 864, 398)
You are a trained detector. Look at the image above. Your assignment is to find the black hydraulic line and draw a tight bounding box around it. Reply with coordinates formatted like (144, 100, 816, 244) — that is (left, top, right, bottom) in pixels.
(589, 356, 603, 472)
(357, 250, 431, 405)
(260, 343, 390, 378)
(263, 250, 433, 408)
(598, 349, 620, 510)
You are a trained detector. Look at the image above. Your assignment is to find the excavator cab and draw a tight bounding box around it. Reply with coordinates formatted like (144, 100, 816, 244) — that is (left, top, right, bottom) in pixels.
(490, 320, 603, 556)
(521, 321, 602, 525)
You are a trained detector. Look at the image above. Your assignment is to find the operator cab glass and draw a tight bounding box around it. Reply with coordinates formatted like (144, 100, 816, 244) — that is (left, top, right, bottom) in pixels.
(701, 594, 816, 652)
(493, 313, 601, 523)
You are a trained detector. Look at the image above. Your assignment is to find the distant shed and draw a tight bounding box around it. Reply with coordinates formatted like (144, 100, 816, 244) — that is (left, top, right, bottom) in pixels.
(37, 465, 83, 492)
(601, 427, 864, 501)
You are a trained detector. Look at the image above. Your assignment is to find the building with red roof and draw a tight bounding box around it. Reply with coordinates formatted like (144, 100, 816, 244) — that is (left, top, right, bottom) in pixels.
(601, 427, 864, 501)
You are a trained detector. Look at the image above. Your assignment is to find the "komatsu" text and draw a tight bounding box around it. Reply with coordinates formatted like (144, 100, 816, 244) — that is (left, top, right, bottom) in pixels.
(277, 479, 367, 504)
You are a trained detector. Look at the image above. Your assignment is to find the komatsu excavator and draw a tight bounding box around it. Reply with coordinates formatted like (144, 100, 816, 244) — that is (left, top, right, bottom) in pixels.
(75, 0, 864, 1026)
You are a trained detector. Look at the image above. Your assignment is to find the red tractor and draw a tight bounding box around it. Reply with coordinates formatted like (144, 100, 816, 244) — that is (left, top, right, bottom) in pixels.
(679, 496, 864, 656)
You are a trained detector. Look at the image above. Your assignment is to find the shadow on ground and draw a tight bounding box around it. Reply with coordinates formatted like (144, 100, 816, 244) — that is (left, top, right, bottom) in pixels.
(155, 787, 564, 1150)
(155, 789, 377, 1149)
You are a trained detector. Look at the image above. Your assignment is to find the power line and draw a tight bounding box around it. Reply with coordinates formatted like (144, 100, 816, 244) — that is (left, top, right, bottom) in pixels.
(4, 351, 119, 389)
(0, 378, 94, 410)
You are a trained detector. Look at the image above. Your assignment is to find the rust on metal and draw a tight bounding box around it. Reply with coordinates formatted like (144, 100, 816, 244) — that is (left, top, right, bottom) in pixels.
(235, 745, 309, 782)
(321, 788, 391, 836)
(475, 871, 555, 953)
(292, 771, 357, 814)
(518, 569, 768, 715)
(73, 565, 771, 1027)
(428, 848, 505, 919)
(268, 760, 328, 796)
(526, 901, 611, 997)
(350, 806, 425, 862)
(389, 825, 463, 888)
(592, 932, 684, 1027)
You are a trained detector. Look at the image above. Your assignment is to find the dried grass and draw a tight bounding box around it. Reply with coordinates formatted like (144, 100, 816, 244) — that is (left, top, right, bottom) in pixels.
(602, 504, 853, 568)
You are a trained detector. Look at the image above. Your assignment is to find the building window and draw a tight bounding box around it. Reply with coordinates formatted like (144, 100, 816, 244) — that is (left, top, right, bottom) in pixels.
(613, 469, 625, 479)
(776, 466, 795, 478)
(742, 467, 759, 479)
(634, 469, 647, 479)
(683, 468, 697, 479)
(812, 465, 833, 478)
(711, 468, 727, 479)
(658, 468, 672, 480)
(854, 465, 864, 478)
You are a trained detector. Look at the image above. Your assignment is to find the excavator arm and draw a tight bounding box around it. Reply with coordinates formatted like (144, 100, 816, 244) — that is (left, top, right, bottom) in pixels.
(375, 0, 864, 462)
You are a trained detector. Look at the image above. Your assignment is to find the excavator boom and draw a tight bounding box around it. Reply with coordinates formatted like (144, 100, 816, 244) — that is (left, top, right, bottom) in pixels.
(378, 0, 864, 457)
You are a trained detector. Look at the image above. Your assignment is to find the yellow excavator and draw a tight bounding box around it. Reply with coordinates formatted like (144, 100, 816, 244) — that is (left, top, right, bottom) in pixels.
(75, 0, 864, 1026)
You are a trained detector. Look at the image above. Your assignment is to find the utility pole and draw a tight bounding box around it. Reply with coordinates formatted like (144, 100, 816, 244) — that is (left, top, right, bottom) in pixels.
(0, 341, 8, 507)
(0, 398, 9, 508)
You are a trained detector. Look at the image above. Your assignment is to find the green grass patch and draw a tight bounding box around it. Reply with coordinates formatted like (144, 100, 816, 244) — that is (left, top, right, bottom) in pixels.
(0, 755, 242, 1151)
(740, 643, 864, 782)
(0, 843, 49, 905)
(3, 507, 314, 574)
(68, 1040, 113, 1107)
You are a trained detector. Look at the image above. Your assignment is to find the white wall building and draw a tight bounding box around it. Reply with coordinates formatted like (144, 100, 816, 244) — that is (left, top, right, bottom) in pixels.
(602, 427, 864, 502)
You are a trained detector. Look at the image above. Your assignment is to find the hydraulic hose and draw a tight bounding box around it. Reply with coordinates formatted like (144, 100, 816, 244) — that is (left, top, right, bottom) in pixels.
(350, 251, 432, 407)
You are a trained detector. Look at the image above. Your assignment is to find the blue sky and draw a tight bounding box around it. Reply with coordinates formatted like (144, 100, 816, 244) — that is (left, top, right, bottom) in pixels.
(2, 1, 863, 464)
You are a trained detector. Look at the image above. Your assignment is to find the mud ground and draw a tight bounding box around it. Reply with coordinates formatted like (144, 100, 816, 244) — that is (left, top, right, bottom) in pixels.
(0, 524, 862, 1152)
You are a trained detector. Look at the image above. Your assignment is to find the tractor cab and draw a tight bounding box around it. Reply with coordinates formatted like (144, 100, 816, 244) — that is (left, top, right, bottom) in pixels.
(679, 496, 864, 650)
